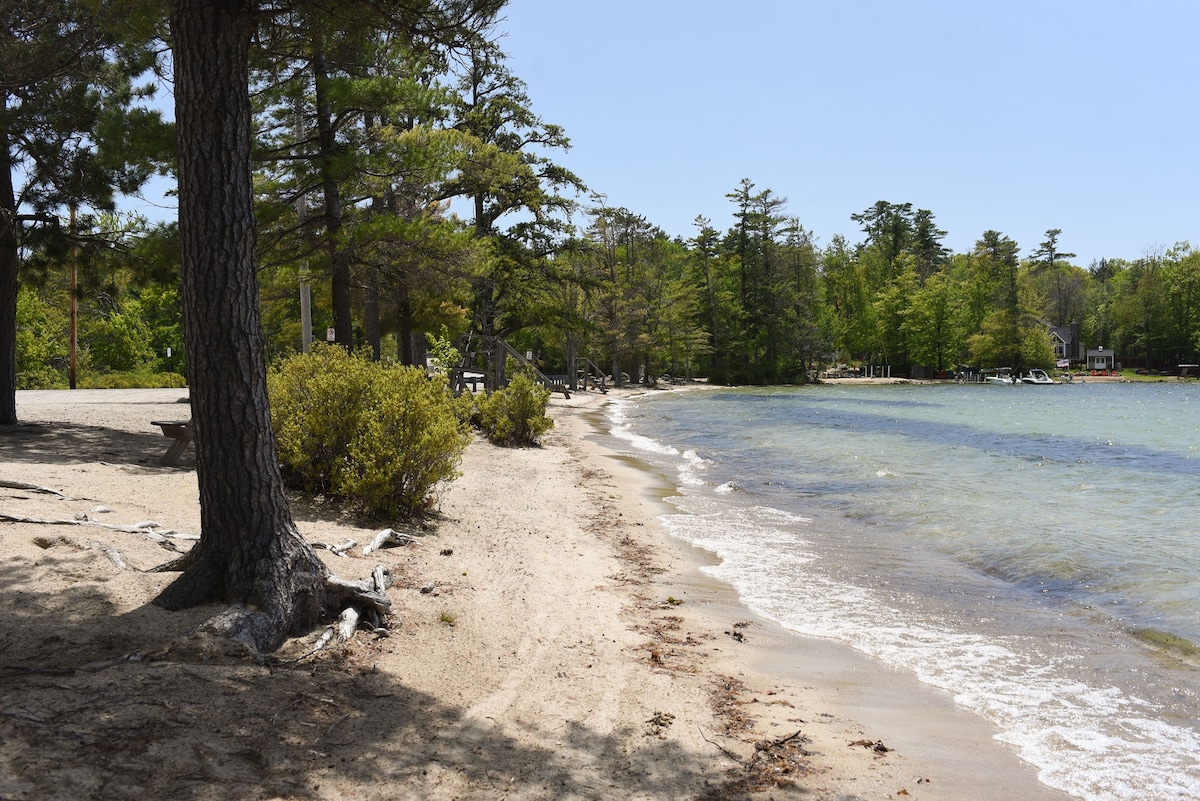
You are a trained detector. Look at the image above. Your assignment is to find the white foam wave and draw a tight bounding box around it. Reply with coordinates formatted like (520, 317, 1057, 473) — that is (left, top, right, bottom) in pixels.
(615, 383, 1200, 801)
(677, 449, 711, 486)
(607, 399, 679, 457)
(661, 497, 1200, 801)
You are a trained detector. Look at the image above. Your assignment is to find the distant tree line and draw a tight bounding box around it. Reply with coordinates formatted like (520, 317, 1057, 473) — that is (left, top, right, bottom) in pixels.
(9, 0, 1200, 655)
(11, 6, 1200, 396)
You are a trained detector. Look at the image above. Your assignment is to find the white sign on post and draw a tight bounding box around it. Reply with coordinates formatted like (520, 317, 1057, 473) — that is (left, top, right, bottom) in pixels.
(326, 328, 336, 342)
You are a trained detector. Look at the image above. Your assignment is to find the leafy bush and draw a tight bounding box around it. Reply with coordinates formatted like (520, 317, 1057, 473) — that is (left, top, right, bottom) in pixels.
(137, 285, 185, 374)
(269, 346, 374, 495)
(82, 303, 155, 372)
(427, 327, 461, 377)
(340, 370, 472, 517)
(16, 288, 66, 389)
(448, 389, 478, 427)
(268, 345, 471, 518)
(477, 370, 554, 446)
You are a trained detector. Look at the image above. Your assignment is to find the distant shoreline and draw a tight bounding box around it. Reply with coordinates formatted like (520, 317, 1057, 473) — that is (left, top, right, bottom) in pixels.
(818, 374, 1155, 385)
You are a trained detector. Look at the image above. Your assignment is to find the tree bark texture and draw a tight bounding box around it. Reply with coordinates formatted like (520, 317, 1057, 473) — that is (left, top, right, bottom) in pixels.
(396, 279, 415, 366)
(0, 97, 20, 425)
(156, 0, 327, 652)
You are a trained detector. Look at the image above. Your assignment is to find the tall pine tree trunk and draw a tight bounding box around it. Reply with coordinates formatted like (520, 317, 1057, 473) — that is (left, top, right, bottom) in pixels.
(396, 278, 416, 366)
(313, 43, 353, 350)
(0, 103, 18, 426)
(156, 0, 327, 653)
(364, 263, 382, 361)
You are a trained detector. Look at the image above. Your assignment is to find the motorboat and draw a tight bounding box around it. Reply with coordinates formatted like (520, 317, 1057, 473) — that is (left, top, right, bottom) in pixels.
(1020, 368, 1057, 385)
(984, 368, 1058, 385)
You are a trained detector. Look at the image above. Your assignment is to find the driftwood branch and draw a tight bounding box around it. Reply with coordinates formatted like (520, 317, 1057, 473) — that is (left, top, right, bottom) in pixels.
(90, 540, 128, 570)
(311, 539, 357, 557)
(0, 513, 197, 551)
(371, 564, 393, 592)
(362, 527, 417, 555)
(0, 480, 73, 499)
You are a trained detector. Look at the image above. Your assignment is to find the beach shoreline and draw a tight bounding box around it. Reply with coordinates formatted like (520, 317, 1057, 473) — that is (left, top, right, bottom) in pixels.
(578, 387, 1073, 801)
(0, 387, 1070, 800)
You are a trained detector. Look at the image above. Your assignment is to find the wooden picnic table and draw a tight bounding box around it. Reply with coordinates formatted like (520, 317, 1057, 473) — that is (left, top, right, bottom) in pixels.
(151, 420, 193, 466)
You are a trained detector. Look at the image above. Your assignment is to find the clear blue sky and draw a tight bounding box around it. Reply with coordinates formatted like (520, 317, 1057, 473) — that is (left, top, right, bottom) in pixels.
(497, 0, 1199, 267)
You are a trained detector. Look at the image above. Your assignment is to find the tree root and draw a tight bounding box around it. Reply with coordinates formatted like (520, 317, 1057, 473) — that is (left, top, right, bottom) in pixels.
(313, 607, 360, 651)
(324, 567, 393, 614)
(148, 549, 196, 573)
(313, 565, 394, 651)
(6, 503, 404, 655)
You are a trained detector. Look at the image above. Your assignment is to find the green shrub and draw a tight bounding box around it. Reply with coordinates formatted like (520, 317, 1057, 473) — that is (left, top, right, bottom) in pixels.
(340, 370, 471, 517)
(79, 371, 187, 389)
(477, 370, 554, 446)
(427, 327, 461, 377)
(448, 388, 478, 427)
(82, 303, 155, 372)
(16, 288, 66, 389)
(18, 369, 66, 390)
(268, 345, 471, 518)
(269, 346, 375, 496)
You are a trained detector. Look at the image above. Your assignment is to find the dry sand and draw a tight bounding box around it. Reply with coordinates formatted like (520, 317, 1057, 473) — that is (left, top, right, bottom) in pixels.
(0, 387, 1072, 800)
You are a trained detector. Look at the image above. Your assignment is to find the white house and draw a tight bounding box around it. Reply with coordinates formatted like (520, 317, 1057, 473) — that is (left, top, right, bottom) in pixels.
(1087, 346, 1115, 372)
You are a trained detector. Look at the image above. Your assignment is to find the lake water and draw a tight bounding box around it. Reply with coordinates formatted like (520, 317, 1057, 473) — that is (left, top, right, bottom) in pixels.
(605, 381, 1200, 801)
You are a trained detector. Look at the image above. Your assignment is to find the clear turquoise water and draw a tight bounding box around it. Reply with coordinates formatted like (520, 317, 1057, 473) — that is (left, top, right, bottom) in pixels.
(606, 382, 1200, 801)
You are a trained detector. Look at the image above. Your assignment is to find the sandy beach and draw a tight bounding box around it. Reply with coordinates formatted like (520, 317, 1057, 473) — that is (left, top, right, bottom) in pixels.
(0, 387, 1070, 800)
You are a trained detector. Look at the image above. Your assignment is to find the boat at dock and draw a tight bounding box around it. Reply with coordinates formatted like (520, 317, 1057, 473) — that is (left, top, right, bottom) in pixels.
(1019, 368, 1057, 384)
(984, 368, 1058, 385)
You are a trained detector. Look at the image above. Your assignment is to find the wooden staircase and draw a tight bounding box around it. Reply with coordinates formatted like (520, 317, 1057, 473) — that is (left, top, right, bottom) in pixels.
(449, 335, 606, 396)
